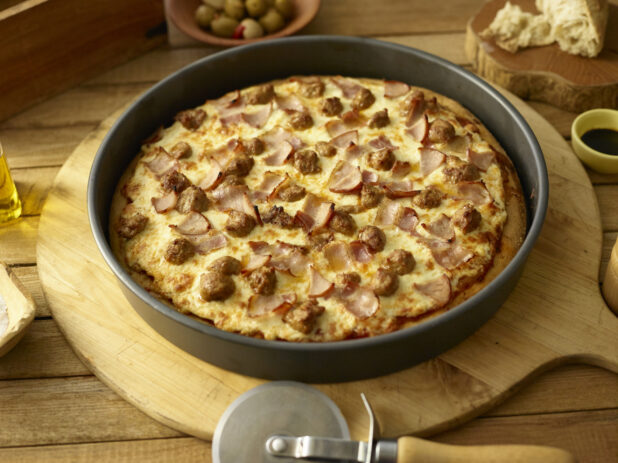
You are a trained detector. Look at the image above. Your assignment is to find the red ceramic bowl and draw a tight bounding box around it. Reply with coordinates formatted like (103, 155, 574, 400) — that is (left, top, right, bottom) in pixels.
(167, 0, 321, 47)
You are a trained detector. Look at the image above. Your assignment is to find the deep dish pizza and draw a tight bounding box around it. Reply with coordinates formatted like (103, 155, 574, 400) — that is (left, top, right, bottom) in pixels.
(110, 76, 526, 342)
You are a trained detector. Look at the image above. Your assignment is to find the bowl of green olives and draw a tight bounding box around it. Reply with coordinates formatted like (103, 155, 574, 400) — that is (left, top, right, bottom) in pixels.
(168, 0, 320, 46)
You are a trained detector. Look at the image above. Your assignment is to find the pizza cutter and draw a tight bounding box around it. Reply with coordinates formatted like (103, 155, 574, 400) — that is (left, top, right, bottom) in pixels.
(212, 382, 576, 463)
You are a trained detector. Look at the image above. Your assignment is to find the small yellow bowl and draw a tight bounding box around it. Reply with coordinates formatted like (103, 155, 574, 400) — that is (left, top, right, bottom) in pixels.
(571, 108, 618, 174)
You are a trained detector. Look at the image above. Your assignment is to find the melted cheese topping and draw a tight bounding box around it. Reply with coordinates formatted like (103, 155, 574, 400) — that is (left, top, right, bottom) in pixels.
(112, 76, 514, 342)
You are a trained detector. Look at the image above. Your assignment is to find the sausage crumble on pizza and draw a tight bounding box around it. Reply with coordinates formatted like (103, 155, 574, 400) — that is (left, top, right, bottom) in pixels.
(110, 76, 526, 342)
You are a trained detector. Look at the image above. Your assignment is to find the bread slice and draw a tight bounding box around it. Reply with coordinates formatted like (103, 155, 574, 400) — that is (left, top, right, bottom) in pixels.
(536, 0, 609, 57)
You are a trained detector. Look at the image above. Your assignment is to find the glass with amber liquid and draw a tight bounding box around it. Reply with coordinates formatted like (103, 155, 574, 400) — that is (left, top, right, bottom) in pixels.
(0, 141, 22, 223)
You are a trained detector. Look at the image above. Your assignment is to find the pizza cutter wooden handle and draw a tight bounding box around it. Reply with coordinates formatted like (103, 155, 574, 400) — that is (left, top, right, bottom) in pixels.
(396, 436, 576, 463)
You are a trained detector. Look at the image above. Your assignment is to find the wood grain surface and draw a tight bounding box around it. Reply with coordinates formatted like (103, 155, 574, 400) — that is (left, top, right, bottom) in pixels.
(0, 0, 166, 121)
(35, 86, 618, 445)
(466, 0, 618, 112)
(0, 1, 617, 461)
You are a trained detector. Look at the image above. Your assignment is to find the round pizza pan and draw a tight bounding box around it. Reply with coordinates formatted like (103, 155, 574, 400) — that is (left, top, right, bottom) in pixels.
(88, 36, 548, 382)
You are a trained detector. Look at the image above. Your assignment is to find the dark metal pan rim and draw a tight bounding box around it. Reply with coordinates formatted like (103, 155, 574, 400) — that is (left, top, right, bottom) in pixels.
(88, 35, 547, 355)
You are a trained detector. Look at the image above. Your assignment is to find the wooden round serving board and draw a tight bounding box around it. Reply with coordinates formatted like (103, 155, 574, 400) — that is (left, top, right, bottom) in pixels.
(465, 0, 618, 113)
(37, 90, 618, 442)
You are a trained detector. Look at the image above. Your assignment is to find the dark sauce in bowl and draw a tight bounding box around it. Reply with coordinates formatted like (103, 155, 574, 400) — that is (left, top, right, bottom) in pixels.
(581, 128, 618, 156)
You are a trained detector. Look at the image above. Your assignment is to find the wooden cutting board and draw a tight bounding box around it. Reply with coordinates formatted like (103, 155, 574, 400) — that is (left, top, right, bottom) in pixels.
(36, 89, 618, 443)
(465, 0, 618, 112)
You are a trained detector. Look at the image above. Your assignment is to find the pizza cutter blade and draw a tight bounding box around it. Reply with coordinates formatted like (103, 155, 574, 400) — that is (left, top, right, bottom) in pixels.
(212, 381, 350, 463)
(212, 382, 577, 463)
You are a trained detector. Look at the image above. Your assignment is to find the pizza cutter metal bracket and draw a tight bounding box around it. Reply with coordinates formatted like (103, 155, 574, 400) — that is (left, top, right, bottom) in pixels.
(212, 381, 576, 463)
(265, 393, 397, 463)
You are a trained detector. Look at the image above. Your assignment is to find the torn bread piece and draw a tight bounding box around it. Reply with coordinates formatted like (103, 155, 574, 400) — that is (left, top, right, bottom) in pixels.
(536, 0, 608, 58)
(481, 2, 553, 53)
(481, 0, 608, 58)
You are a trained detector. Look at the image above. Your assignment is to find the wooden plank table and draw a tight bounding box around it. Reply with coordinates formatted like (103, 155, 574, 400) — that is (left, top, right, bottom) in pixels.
(0, 1, 616, 461)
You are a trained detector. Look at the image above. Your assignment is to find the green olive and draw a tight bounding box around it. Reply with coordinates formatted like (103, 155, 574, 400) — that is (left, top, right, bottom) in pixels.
(195, 5, 216, 29)
(274, 0, 293, 19)
(259, 8, 285, 33)
(246, 0, 267, 18)
(203, 0, 225, 9)
(241, 18, 264, 39)
(211, 15, 240, 37)
(224, 0, 245, 20)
